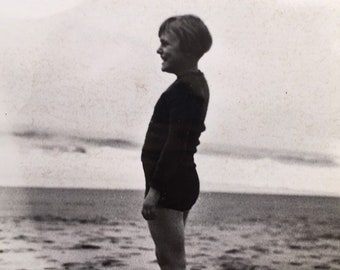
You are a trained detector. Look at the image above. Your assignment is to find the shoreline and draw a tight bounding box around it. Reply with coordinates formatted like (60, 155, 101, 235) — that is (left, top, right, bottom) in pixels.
(1, 185, 339, 199)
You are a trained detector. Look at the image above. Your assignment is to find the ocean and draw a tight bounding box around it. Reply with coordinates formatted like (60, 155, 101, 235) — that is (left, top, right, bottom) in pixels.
(1, 186, 339, 226)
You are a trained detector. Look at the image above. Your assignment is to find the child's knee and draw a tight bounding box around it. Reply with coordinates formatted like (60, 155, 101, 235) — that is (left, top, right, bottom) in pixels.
(156, 247, 186, 268)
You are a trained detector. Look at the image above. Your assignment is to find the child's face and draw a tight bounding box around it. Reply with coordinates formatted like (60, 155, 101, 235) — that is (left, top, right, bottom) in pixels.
(157, 31, 191, 75)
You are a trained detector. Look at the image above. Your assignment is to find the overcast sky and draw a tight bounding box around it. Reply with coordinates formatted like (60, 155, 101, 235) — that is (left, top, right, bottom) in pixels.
(0, 0, 339, 155)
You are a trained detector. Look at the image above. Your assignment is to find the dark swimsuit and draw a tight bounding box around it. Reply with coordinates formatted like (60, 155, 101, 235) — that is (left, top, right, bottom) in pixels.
(141, 70, 209, 211)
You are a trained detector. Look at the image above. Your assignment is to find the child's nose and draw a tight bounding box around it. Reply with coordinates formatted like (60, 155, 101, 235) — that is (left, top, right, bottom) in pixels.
(157, 46, 162, 54)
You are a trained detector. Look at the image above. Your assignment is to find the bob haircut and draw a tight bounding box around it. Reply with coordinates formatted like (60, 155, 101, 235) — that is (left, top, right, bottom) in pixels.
(158, 14, 212, 59)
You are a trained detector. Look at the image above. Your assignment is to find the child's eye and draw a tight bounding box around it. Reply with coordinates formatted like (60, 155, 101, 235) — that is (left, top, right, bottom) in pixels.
(161, 40, 169, 46)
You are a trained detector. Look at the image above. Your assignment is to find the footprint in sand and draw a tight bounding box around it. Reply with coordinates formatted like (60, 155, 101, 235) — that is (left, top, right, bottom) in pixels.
(288, 244, 303, 250)
(129, 252, 141, 256)
(249, 245, 269, 254)
(62, 262, 81, 269)
(63, 259, 127, 269)
(116, 252, 138, 259)
(310, 254, 321, 259)
(224, 248, 244, 254)
(272, 260, 281, 265)
(191, 252, 209, 258)
(13, 248, 36, 252)
(219, 259, 250, 270)
(120, 245, 132, 249)
(289, 261, 303, 266)
(101, 259, 127, 267)
(108, 236, 120, 243)
(314, 264, 331, 269)
(198, 236, 218, 241)
(43, 239, 55, 244)
(273, 249, 284, 254)
(331, 258, 340, 265)
(13, 234, 28, 240)
(70, 243, 101, 250)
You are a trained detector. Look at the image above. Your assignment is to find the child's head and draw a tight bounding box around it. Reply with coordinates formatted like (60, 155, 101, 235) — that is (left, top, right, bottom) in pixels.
(158, 15, 212, 60)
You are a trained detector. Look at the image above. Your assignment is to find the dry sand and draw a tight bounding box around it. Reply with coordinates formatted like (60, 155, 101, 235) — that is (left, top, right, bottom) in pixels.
(1, 214, 340, 270)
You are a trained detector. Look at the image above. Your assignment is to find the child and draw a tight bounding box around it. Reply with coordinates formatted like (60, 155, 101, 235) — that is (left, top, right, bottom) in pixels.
(141, 14, 212, 269)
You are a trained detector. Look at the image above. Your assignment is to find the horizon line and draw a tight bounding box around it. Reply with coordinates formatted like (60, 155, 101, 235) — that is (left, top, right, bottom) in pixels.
(1, 185, 339, 199)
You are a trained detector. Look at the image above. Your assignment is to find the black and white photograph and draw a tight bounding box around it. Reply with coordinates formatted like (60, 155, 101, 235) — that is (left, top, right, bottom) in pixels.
(0, 1, 339, 269)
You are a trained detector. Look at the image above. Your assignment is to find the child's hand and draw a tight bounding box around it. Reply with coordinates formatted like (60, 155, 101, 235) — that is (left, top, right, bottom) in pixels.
(141, 188, 160, 220)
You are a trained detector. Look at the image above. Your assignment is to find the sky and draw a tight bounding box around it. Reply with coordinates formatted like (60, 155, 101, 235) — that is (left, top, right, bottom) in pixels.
(0, 1, 339, 195)
(1, 0, 339, 154)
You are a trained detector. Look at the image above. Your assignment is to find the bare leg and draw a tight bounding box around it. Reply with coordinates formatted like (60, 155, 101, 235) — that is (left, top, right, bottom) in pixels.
(148, 208, 186, 270)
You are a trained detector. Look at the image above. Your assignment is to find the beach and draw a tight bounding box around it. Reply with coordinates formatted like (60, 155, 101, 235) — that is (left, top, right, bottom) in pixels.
(0, 187, 339, 270)
(0, 132, 339, 269)
(1, 1, 339, 268)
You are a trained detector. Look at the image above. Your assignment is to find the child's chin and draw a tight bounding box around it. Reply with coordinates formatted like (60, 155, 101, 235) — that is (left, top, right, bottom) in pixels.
(161, 65, 169, 72)
(161, 64, 174, 73)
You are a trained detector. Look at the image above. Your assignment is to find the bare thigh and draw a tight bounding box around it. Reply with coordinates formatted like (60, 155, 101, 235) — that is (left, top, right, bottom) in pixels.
(147, 208, 186, 267)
